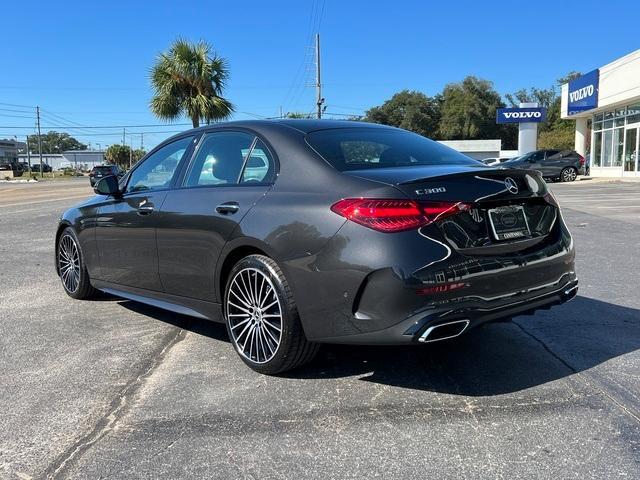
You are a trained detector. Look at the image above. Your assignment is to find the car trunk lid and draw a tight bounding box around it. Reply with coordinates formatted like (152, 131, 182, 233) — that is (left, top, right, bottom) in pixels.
(345, 166, 558, 253)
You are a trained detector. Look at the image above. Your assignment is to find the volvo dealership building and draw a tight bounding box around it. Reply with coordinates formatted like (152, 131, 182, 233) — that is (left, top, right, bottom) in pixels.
(562, 49, 640, 178)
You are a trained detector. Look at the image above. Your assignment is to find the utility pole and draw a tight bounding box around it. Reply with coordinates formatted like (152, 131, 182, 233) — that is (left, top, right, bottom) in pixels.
(26, 136, 31, 173)
(315, 33, 324, 119)
(140, 133, 144, 150)
(129, 136, 133, 169)
(122, 128, 126, 146)
(36, 106, 43, 178)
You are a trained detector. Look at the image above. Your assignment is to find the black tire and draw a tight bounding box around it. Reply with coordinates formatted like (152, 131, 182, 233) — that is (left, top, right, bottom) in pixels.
(56, 227, 98, 300)
(560, 167, 577, 182)
(224, 254, 319, 375)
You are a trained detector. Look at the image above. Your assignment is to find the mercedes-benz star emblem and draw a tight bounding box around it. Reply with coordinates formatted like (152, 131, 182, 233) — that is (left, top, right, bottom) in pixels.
(504, 177, 518, 194)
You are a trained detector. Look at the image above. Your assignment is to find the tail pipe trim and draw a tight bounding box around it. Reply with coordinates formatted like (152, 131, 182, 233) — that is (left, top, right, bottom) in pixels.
(418, 319, 470, 343)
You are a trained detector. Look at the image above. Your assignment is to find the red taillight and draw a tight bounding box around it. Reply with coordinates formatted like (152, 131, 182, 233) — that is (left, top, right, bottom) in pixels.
(330, 198, 472, 233)
(579, 155, 585, 165)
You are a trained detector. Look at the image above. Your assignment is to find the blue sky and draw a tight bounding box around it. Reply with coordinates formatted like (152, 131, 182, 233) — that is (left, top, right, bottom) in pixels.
(2, 0, 639, 149)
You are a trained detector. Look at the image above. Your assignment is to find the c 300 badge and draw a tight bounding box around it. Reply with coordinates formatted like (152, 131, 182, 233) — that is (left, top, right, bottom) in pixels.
(415, 187, 446, 195)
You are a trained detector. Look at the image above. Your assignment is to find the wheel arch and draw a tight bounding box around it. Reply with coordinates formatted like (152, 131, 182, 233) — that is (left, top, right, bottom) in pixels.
(54, 221, 73, 275)
(216, 238, 281, 302)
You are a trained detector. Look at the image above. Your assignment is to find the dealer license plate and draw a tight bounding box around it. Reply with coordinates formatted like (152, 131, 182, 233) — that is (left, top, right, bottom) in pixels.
(488, 205, 531, 241)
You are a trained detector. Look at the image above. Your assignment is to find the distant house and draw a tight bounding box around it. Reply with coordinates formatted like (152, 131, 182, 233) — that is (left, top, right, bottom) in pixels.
(18, 150, 105, 171)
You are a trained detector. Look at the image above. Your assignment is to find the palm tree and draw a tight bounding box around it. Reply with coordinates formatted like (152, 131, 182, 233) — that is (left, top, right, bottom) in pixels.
(150, 39, 233, 128)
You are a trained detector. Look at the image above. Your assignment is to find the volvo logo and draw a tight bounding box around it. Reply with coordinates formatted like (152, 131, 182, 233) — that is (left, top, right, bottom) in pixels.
(569, 85, 595, 102)
(502, 111, 542, 120)
(504, 177, 518, 194)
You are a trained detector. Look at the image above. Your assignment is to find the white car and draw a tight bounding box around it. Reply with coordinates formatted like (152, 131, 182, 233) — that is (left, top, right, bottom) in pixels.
(481, 156, 513, 166)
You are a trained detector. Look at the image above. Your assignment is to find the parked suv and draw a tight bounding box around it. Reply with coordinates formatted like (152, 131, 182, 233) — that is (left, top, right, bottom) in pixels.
(502, 150, 585, 182)
(89, 165, 124, 186)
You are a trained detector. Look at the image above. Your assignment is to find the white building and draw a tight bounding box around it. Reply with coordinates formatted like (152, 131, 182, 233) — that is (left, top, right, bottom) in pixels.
(18, 150, 105, 171)
(437, 139, 517, 161)
(561, 49, 640, 178)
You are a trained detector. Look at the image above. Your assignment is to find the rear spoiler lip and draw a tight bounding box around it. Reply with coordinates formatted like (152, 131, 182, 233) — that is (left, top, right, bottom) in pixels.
(398, 168, 535, 185)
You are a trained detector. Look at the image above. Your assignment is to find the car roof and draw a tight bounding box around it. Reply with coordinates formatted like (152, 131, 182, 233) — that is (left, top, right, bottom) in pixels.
(169, 119, 395, 138)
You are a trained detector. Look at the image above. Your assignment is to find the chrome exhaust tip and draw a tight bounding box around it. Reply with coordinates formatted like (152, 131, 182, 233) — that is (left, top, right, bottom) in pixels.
(418, 319, 470, 343)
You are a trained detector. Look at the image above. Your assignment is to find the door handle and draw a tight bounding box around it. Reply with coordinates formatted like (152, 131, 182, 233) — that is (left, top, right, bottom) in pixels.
(137, 204, 154, 215)
(216, 201, 240, 215)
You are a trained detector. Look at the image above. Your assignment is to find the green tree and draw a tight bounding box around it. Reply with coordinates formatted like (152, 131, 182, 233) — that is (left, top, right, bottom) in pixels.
(150, 39, 233, 128)
(438, 76, 504, 140)
(105, 145, 132, 169)
(285, 112, 313, 119)
(27, 131, 87, 154)
(132, 149, 146, 163)
(364, 90, 441, 138)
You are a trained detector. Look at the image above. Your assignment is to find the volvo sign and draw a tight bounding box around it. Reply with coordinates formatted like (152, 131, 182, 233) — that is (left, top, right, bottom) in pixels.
(567, 69, 599, 115)
(496, 107, 547, 124)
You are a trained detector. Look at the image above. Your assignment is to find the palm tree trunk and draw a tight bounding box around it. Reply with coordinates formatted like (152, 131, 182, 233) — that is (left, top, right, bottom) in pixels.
(192, 115, 200, 128)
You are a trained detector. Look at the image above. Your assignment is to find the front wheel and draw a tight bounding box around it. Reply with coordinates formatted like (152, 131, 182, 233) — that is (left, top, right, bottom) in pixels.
(224, 254, 319, 375)
(561, 167, 577, 182)
(57, 227, 97, 299)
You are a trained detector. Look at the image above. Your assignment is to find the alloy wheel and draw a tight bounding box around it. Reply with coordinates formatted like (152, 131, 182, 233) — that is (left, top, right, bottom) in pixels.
(226, 267, 283, 364)
(58, 234, 81, 293)
(563, 168, 577, 182)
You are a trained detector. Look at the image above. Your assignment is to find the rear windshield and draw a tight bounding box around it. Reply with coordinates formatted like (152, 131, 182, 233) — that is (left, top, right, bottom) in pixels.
(94, 166, 115, 172)
(306, 127, 478, 171)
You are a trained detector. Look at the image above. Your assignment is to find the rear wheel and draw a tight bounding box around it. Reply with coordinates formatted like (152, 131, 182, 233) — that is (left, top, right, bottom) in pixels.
(224, 254, 319, 374)
(57, 227, 97, 299)
(561, 167, 577, 182)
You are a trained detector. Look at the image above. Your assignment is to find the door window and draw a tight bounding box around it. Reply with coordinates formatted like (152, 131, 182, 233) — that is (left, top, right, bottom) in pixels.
(126, 136, 193, 193)
(185, 132, 276, 186)
(239, 139, 275, 184)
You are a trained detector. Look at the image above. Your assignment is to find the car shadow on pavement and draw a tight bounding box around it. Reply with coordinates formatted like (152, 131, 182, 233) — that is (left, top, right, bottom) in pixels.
(296, 296, 640, 396)
(117, 300, 231, 342)
(117, 295, 639, 396)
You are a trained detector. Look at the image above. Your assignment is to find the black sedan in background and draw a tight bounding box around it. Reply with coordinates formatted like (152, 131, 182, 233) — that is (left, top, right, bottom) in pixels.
(502, 149, 585, 182)
(56, 120, 577, 374)
(89, 165, 124, 186)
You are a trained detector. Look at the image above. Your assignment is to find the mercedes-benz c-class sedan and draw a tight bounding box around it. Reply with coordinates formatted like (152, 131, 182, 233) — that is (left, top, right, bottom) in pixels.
(56, 120, 577, 374)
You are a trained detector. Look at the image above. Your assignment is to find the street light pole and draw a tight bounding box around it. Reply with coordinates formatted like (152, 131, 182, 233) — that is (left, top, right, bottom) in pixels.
(36, 106, 43, 178)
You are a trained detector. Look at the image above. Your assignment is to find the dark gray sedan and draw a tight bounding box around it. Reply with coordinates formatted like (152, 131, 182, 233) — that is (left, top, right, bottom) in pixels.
(55, 120, 577, 374)
(502, 149, 586, 182)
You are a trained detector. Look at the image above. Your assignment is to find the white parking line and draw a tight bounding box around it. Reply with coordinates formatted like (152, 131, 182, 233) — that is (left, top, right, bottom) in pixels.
(0, 194, 90, 209)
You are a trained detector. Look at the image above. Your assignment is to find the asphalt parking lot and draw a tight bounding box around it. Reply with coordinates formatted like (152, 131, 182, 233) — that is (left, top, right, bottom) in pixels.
(1, 178, 639, 479)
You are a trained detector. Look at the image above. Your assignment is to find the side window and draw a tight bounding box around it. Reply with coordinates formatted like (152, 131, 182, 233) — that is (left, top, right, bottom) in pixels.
(240, 139, 275, 184)
(127, 136, 192, 193)
(185, 132, 254, 187)
(546, 150, 561, 160)
(530, 151, 545, 162)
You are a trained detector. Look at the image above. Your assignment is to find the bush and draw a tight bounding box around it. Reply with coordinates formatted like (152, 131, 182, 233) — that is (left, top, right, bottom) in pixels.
(538, 127, 574, 150)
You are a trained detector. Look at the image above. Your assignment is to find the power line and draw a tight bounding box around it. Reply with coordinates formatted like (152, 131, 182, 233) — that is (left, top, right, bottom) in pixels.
(0, 122, 192, 129)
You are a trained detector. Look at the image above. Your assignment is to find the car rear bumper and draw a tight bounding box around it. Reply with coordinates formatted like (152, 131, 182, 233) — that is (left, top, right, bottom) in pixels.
(292, 207, 576, 344)
(314, 276, 577, 344)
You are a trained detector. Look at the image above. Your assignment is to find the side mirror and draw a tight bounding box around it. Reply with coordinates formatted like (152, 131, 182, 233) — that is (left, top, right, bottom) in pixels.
(94, 175, 121, 196)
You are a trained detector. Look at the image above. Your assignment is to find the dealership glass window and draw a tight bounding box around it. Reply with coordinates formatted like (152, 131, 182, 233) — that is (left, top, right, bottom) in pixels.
(628, 104, 640, 124)
(602, 130, 613, 167)
(613, 128, 624, 166)
(623, 128, 637, 171)
(593, 132, 602, 166)
(615, 109, 626, 127)
(603, 111, 614, 129)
